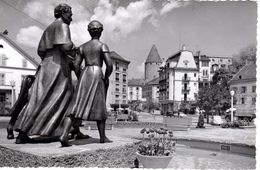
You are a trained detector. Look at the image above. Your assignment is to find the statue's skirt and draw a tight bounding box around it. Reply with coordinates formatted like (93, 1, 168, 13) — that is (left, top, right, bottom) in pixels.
(68, 65, 107, 121)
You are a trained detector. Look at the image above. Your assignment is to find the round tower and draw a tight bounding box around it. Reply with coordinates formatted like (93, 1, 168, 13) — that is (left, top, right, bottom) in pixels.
(145, 45, 162, 82)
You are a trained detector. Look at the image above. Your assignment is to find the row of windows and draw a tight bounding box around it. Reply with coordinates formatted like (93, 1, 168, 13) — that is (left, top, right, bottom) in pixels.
(0, 54, 28, 68)
(115, 62, 127, 72)
(115, 73, 127, 83)
(234, 97, 256, 105)
(231, 86, 256, 94)
(0, 73, 27, 86)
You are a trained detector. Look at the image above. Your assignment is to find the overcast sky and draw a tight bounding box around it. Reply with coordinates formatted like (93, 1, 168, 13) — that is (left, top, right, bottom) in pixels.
(0, 0, 257, 79)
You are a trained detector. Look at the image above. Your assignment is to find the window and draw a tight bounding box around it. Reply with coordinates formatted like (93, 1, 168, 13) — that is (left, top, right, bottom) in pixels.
(115, 62, 119, 71)
(115, 88, 119, 92)
(241, 86, 246, 93)
(184, 94, 187, 101)
(241, 97, 245, 104)
(0, 73, 5, 85)
(0, 54, 7, 66)
(202, 61, 209, 67)
(184, 73, 187, 80)
(115, 73, 119, 82)
(194, 73, 196, 77)
(0, 44, 3, 48)
(252, 86, 256, 93)
(252, 97, 256, 105)
(234, 97, 237, 105)
(194, 83, 196, 86)
(115, 95, 119, 98)
(123, 64, 127, 72)
(22, 59, 27, 68)
(123, 74, 126, 83)
(136, 87, 139, 90)
(122, 85, 126, 93)
(220, 59, 223, 62)
(231, 87, 238, 93)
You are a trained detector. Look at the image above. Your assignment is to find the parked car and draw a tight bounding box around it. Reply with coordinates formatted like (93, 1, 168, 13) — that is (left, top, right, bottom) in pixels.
(210, 115, 224, 125)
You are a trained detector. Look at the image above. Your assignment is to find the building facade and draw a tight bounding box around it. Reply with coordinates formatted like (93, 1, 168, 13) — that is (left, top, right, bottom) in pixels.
(128, 79, 146, 102)
(229, 63, 256, 119)
(142, 77, 159, 103)
(194, 52, 233, 88)
(106, 51, 130, 109)
(159, 46, 199, 114)
(0, 33, 38, 114)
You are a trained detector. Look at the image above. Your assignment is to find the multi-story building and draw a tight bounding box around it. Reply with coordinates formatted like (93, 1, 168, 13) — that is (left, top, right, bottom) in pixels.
(128, 79, 146, 102)
(159, 45, 199, 114)
(229, 63, 256, 120)
(0, 33, 38, 114)
(194, 52, 232, 88)
(142, 77, 159, 103)
(144, 44, 162, 82)
(106, 51, 130, 109)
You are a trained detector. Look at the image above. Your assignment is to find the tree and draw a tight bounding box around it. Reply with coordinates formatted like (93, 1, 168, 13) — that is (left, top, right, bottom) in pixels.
(232, 44, 256, 72)
(195, 68, 233, 122)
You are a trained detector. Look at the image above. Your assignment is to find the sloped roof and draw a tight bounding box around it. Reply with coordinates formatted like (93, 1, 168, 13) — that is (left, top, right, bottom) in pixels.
(230, 64, 256, 83)
(110, 51, 130, 64)
(128, 78, 145, 86)
(0, 33, 40, 66)
(145, 45, 162, 63)
(147, 77, 159, 85)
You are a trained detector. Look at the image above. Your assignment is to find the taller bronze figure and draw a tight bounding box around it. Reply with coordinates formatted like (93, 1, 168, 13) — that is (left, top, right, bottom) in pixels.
(14, 4, 76, 144)
(59, 20, 113, 147)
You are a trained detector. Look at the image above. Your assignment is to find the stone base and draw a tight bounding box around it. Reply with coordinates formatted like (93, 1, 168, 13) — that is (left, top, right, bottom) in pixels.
(0, 128, 138, 157)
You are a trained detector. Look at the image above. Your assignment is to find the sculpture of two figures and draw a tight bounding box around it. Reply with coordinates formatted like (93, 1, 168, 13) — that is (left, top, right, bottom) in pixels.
(6, 3, 113, 147)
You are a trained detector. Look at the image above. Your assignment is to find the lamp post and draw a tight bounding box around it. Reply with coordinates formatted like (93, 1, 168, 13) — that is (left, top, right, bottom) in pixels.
(230, 90, 235, 122)
(10, 80, 15, 107)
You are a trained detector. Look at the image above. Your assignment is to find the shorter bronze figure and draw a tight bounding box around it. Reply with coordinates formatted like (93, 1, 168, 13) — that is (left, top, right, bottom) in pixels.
(60, 20, 113, 147)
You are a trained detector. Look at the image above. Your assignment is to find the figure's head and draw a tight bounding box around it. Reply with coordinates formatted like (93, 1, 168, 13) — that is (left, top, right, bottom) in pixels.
(88, 20, 103, 38)
(54, 4, 72, 25)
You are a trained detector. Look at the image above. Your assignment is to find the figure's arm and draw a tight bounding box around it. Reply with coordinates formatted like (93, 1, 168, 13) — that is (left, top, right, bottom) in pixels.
(102, 44, 113, 80)
(74, 47, 83, 78)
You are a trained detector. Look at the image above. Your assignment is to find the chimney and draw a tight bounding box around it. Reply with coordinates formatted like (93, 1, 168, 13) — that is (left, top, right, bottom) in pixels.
(182, 44, 186, 51)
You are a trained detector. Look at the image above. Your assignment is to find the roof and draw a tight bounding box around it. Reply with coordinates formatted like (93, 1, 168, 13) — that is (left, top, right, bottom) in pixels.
(200, 55, 210, 61)
(128, 78, 145, 86)
(110, 51, 130, 64)
(147, 77, 159, 85)
(145, 45, 162, 63)
(229, 64, 256, 83)
(0, 33, 40, 67)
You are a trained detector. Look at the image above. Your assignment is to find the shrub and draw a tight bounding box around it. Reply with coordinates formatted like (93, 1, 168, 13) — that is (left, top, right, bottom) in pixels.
(137, 128, 176, 156)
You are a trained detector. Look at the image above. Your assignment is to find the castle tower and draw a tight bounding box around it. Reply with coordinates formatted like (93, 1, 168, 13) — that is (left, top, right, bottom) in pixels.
(145, 45, 162, 82)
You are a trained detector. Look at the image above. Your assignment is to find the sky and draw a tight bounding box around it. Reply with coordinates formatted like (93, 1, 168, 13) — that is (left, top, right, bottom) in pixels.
(0, 0, 257, 79)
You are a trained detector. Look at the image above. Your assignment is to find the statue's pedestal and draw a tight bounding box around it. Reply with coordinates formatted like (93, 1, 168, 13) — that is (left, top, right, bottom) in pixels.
(0, 128, 138, 157)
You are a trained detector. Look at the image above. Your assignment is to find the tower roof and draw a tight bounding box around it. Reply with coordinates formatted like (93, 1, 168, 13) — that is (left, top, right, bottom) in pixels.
(145, 45, 162, 63)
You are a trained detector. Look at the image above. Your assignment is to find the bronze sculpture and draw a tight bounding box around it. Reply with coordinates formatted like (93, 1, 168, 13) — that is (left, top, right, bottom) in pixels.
(6, 75, 35, 139)
(59, 20, 113, 147)
(14, 4, 78, 144)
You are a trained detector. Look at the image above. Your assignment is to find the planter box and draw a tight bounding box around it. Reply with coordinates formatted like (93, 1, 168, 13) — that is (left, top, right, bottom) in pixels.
(136, 152, 173, 168)
(163, 116, 192, 131)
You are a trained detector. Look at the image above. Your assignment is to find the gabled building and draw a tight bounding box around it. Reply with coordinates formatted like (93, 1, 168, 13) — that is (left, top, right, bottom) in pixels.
(229, 63, 256, 120)
(159, 45, 199, 114)
(0, 33, 39, 114)
(128, 78, 146, 102)
(107, 51, 130, 109)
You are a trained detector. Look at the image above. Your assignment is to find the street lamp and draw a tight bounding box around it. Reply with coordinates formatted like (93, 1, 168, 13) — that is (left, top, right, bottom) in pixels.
(10, 80, 15, 107)
(230, 90, 235, 122)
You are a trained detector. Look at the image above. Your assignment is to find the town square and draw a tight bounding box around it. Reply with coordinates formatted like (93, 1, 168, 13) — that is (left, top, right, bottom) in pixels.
(0, 0, 258, 169)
